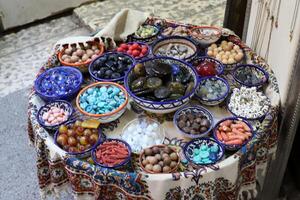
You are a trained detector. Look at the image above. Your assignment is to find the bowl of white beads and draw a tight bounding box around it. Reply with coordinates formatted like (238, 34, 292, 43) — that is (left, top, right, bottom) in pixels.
(227, 87, 271, 120)
(120, 117, 165, 153)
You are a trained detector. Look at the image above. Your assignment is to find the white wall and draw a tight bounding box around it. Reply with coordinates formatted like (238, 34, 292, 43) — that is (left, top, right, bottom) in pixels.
(246, 0, 300, 105)
(0, 0, 92, 30)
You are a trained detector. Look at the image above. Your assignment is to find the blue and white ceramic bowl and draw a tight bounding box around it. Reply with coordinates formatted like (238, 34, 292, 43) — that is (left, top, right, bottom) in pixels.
(152, 36, 198, 62)
(91, 138, 132, 169)
(183, 137, 224, 166)
(54, 120, 103, 158)
(213, 117, 254, 151)
(233, 64, 269, 88)
(192, 56, 224, 77)
(34, 66, 83, 102)
(130, 24, 161, 44)
(173, 106, 214, 139)
(36, 100, 74, 130)
(195, 76, 230, 106)
(88, 52, 135, 84)
(124, 57, 199, 114)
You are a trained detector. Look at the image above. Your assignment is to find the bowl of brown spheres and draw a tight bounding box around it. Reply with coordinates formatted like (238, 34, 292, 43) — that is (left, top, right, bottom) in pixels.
(139, 145, 180, 174)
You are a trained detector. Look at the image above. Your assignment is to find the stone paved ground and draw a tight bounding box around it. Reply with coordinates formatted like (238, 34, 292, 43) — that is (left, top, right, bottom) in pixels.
(0, 1, 225, 199)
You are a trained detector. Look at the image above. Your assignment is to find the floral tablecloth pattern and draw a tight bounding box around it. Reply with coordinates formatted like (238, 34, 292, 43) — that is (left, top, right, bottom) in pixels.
(27, 16, 280, 200)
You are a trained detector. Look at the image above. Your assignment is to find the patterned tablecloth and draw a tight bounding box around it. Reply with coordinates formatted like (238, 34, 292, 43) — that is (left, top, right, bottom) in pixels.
(27, 12, 280, 200)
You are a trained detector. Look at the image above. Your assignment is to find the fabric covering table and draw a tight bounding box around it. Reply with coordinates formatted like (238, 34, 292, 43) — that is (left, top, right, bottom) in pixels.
(27, 9, 280, 200)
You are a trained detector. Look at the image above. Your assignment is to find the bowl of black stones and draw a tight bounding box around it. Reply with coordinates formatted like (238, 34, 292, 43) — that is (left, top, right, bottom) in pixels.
(124, 56, 199, 114)
(88, 52, 135, 83)
(151, 36, 198, 62)
(233, 64, 269, 88)
(195, 76, 230, 106)
(174, 106, 213, 139)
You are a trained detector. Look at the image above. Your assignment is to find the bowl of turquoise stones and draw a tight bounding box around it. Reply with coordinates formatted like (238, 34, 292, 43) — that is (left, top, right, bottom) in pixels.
(195, 76, 230, 106)
(183, 137, 224, 166)
(124, 56, 199, 114)
(174, 106, 214, 139)
(76, 82, 128, 123)
(233, 64, 269, 88)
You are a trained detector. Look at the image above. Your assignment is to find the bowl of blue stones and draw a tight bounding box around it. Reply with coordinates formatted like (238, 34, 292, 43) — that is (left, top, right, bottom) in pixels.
(183, 137, 224, 166)
(88, 52, 135, 83)
(232, 64, 269, 88)
(174, 106, 213, 139)
(34, 66, 83, 102)
(195, 76, 230, 106)
(76, 82, 128, 123)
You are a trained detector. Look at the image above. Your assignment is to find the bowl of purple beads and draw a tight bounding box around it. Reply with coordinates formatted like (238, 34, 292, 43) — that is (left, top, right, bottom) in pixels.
(34, 66, 83, 102)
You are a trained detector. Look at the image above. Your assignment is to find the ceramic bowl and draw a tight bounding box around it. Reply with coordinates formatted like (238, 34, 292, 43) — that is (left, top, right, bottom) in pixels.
(173, 106, 214, 139)
(131, 24, 160, 44)
(115, 42, 150, 60)
(88, 52, 135, 83)
(183, 137, 224, 166)
(120, 117, 165, 153)
(189, 26, 222, 46)
(233, 64, 269, 88)
(139, 144, 180, 174)
(151, 36, 198, 62)
(205, 42, 245, 71)
(195, 76, 230, 106)
(58, 41, 105, 73)
(124, 56, 199, 114)
(34, 66, 83, 102)
(54, 120, 103, 158)
(76, 82, 128, 123)
(226, 91, 271, 120)
(212, 117, 254, 151)
(192, 56, 224, 77)
(91, 138, 132, 169)
(36, 100, 74, 130)
(160, 24, 190, 37)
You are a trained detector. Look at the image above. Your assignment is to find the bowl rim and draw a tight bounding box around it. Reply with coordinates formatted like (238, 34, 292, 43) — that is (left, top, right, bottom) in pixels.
(151, 35, 198, 61)
(76, 82, 129, 117)
(183, 137, 225, 165)
(212, 116, 255, 150)
(132, 24, 161, 40)
(173, 105, 214, 138)
(138, 144, 180, 174)
(124, 56, 199, 105)
(226, 91, 270, 120)
(34, 66, 83, 99)
(57, 41, 105, 67)
(121, 117, 166, 153)
(194, 76, 230, 102)
(91, 138, 132, 168)
(115, 41, 150, 59)
(88, 52, 136, 82)
(192, 56, 225, 77)
(232, 64, 269, 88)
(36, 100, 74, 129)
(189, 26, 222, 37)
(54, 120, 103, 155)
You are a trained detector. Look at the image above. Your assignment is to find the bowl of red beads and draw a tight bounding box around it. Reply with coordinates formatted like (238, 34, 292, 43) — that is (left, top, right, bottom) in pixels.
(116, 42, 149, 60)
(92, 138, 132, 168)
(54, 119, 102, 158)
(192, 56, 224, 77)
